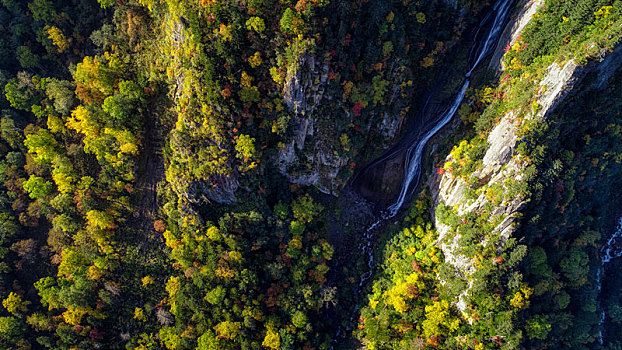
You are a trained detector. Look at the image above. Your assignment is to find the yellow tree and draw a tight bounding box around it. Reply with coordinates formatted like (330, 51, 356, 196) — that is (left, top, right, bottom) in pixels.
(46, 26, 69, 53)
(2, 293, 30, 315)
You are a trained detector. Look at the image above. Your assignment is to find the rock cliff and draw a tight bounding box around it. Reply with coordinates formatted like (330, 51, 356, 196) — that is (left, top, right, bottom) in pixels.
(276, 55, 349, 194)
(428, 8, 622, 314)
(277, 54, 409, 195)
(489, 0, 544, 72)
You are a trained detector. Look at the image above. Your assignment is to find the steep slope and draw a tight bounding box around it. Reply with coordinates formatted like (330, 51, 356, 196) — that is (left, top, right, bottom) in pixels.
(355, 0, 622, 348)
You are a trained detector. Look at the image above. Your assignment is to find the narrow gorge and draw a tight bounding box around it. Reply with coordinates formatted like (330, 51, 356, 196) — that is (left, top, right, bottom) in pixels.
(0, 0, 621, 349)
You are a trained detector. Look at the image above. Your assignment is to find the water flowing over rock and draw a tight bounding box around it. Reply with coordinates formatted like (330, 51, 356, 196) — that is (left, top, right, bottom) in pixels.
(330, 2, 518, 345)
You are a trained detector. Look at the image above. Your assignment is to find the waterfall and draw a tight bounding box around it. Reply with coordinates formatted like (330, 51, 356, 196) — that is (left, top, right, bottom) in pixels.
(387, 81, 469, 216)
(388, 0, 514, 216)
(601, 217, 622, 264)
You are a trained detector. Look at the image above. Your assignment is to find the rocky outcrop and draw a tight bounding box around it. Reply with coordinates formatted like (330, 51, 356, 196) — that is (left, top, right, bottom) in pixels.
(191, 173, 239, 205)
(167, 20, 240, 205)
(277, 55, 352, 195)
(379, 112, 403, 140)
(283, 55, 327, 115)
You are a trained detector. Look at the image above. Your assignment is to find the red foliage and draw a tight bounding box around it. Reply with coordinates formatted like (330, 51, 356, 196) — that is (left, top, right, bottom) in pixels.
(504, 43, 511, 53)
(153, 220, 166, 233)
(353, 102, 362, 116)
(221, 84, 232, 99)
(90, 328, 104, 341)
(437, 167, 445, 175)
(295, 0, 307, 12)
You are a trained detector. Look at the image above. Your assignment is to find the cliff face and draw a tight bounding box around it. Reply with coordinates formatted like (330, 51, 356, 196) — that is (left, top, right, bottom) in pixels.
(276, 55, 351, 195)
(276, 54, 408, 195)
(428, 6, 622, 313)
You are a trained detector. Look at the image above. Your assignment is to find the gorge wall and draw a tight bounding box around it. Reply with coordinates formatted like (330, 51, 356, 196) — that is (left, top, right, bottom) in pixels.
(427, 0, 622, 333)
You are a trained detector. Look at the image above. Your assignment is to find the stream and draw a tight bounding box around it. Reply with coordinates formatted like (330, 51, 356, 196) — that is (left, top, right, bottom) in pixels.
(330, 0, 516, 346)
(597, 216, 622, 344)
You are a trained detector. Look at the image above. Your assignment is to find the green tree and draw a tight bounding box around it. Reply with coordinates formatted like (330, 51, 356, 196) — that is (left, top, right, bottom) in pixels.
(45, 78, 77, 115)
(16, 46, 39, 69)
(96, 0, 115, 8)
(28, 0, 57, 22)
(1, 117, 23, 149)
(23, 175, 54, 199)
(86, 210, 114, 230)
(213, 321, 241, 340)
(4, 72, 40, 111)
(24, 128, 58, 164)
(0, 316, 26, 346)
(246, 16, 265, 33)
(280, 8, 295, 34)
(526, 315, 551, 340)
(291, 194, 323, 223)
(560, 246, 589, 286)
(34, 277, 61, 310)
(421, 300, 460, 338)
(291, 310, 308, 329)
(235, 134, 256, 161)
(239, 86, 260, 104)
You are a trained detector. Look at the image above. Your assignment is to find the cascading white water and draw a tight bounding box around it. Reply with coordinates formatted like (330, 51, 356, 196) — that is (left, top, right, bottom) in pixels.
(597, 216, 622, 343)
(330, 1, 515, 346)
(467, 0, 514, 76)
(387, 81, 469, 216)
(387, 0, 513, 216)
(601, 217, 622, 263)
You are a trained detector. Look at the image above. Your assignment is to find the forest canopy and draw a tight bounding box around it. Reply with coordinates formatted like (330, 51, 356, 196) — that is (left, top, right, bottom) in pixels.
(0, 0, 621, 349)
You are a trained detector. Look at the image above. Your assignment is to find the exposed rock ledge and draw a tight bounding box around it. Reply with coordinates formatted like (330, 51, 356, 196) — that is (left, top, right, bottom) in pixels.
(277, 54, 406, 195)
(277, 55, 347, 195)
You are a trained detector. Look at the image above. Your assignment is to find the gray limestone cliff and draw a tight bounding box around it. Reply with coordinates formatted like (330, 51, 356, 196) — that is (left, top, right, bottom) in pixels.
(276, 55, 348, 195)
(428, 13, 622, 314)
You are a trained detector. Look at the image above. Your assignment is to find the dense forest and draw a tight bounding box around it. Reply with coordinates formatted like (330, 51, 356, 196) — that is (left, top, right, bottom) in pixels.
(0, 0, 621, 349)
